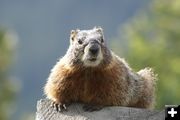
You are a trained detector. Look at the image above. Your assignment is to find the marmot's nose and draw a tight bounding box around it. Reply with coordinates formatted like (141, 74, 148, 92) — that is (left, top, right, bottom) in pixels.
(89, 44, 99, 55)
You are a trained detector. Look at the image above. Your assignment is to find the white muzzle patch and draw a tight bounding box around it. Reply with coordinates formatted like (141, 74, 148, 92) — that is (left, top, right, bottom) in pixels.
(82, 46, 103, 67)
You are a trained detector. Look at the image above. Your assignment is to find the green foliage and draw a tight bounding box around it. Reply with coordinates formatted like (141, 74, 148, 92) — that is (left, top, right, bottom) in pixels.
(112, 0, 180, 109)
(0, 29, 17, 120)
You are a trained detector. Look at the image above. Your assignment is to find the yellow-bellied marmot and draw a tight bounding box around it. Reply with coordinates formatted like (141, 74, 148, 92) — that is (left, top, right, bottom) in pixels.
(44, 27, 157, 112)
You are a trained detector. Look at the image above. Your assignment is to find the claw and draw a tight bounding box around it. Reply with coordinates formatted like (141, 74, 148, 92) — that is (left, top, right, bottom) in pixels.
(63, 104, 67, 110)
(51, 102, 67, 112)
(51, 102, 54, 107)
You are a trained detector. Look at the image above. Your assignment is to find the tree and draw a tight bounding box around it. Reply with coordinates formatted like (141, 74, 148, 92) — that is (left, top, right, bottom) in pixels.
(112, 0, 180, 109)
(0, 29, 17, 120)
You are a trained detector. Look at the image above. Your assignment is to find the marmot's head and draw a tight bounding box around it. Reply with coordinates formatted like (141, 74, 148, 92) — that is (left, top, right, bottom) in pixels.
(66, 27, 112, 68)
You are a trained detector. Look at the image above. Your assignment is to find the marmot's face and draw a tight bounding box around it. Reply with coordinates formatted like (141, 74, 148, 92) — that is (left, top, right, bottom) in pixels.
(70, 27, 106, 67)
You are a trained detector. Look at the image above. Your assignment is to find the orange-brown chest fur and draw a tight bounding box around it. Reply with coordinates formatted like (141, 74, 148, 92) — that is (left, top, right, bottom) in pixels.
(57, 63, 126, 105)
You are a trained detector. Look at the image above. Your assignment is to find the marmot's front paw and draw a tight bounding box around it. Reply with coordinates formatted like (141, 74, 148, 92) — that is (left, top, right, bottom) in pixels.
(83, 104, 103, 112)
(51, 102, 67, 112)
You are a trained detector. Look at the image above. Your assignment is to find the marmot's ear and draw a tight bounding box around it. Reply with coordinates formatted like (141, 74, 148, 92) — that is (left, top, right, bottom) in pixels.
(70, 29, 80, 42)
(94, 26, 103, 34)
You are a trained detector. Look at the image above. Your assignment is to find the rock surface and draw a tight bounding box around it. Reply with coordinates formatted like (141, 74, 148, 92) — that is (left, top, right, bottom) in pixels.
(36, 99, 165, 120)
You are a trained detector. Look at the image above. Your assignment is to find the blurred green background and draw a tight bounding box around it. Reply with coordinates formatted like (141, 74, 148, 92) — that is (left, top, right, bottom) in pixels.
(0, 0, 180, 120)
(0, 29, 17, 120)
(112, 0, 180, 109)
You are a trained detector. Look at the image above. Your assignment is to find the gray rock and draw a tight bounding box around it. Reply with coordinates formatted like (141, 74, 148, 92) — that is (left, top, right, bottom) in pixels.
(36, 99, 165, 120)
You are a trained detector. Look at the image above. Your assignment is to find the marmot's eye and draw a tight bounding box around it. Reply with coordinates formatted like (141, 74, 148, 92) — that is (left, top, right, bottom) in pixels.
(78, 39, 83, 44)
(100, 37, 104, 43)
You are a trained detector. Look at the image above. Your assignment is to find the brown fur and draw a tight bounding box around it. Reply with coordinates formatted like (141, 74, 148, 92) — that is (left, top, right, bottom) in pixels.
(44, 54, 156, 109)
(44, 27, 157, 109)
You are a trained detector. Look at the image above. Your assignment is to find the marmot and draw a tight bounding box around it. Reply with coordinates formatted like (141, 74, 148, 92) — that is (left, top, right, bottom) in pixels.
(44, 27, 157, 112)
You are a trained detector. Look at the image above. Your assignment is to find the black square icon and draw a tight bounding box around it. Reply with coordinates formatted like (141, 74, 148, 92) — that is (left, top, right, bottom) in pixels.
(165, 105, 180, 120)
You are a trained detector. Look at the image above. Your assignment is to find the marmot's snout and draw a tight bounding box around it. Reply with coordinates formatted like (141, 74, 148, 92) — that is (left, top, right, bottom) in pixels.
(82, 40, 103, 67)
(89, 41, 100, 56)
